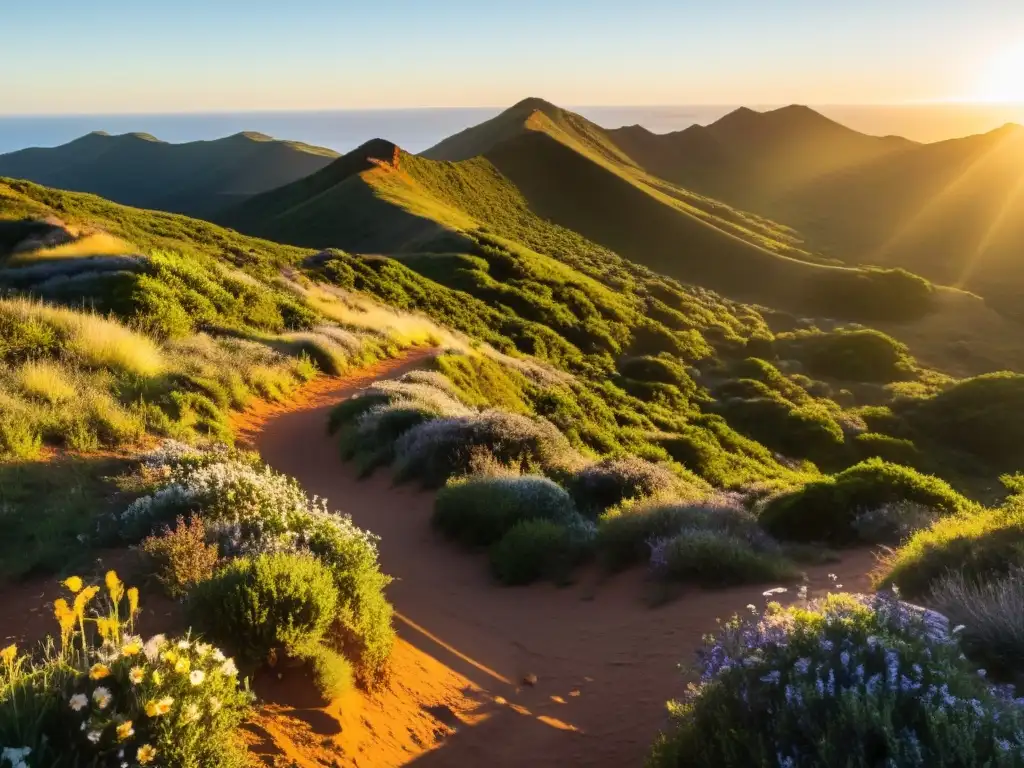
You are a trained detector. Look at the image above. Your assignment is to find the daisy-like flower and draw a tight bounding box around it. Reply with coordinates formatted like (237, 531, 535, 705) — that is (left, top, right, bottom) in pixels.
(143, 634, 166, 662)
(89, 663, 111, 680)
(87, 730, 102, 744)
(92, 686, 112, 710)
(129, 666, 146, 685)
(156, 696, 174, 715)
(208, 696, 222, 714)
(194, 642, 212, 658)
(122, 636, 143, 657)
(212, 648, 226, 663)
(144, 699, 159, 717)
(174, 656, 191, 674)
(136, 744, 157, 765)
(189, 669, 206, 686)
(221, 658, 238, 677)
(182, 702, 201, 723)
(176, 639, 191, 650)
(63, 575, 83, 593)
(116, 720, 134, 741)
(161, 649, 178, 665)
(69, 693, 89, 712)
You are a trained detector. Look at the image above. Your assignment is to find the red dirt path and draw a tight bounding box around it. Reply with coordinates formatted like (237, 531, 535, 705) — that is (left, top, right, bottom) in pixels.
(239, 347, 878, 767)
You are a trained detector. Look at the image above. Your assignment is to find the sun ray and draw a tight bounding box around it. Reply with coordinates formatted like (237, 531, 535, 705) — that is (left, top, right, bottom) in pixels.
(955, 166, 1024, 289)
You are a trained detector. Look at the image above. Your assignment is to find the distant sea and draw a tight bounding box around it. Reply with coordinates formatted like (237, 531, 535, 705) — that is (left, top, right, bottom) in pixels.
(2, 104, 1023, 156)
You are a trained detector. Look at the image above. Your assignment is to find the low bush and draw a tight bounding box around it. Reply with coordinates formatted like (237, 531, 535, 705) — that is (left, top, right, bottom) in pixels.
(850, 500, 941, 545)
(648, 529, 798, 587)
(596, 494, 778, 572)
(188, 551, 340, 666)
(433, 474, 578, 546)
(804, 266, 935, 322)
(930, 568, 1024, 681)
(140, 515, 219, 598)
(293, 642, 356, 701)
(0, 571, 251, 767)
(489, 519, 581, 586)
(649, 591, 1024, 768)
(760, 458, 974, 545)
(394, 409, 579, 487)
(780, 328, 914, 383)
(568, 457, 696, 518)
(716, 393, 846, 463)
(853, 431, 922, 466)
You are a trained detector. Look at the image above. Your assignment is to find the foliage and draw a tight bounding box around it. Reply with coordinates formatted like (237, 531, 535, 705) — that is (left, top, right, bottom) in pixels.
(432, 474, 579, 546)
(188, 552, 340, 666)
(0, 572, 251, 767)
(648, 529, 798, 587)
(293, 642, 355, 702)
(778, 328, 915, 383)
(649, 591, 1024, 768)
(760, 459, 974, 545)
(568, 457, 699, 518)
(805, 267, 935, 322)
(141, 515, 219, 598)
(488, 519, 582, 586)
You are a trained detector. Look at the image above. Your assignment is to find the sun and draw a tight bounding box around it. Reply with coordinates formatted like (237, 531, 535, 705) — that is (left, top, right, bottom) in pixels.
(975, 43, 1024, 103)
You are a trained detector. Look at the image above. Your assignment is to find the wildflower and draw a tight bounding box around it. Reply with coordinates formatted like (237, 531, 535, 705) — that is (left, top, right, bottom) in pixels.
(221, 658, 238, 676)
(979, 669, 988, 678)
(762, 587, 787, 596)
(760, 670, 781, 684)
(116, 720, 134, 741)
(92, 686, 112, 709)
(69, 693, 89, 711)
(122, 636, 143, 657)
(89, 663, 111, 680)
(194, 642, 211, 657)
(129, 666, 145, 685)
(1, 747, 31, 768)
(145, 699, 160, 717)
(182, 702, 201, 723)
(87, 730, 102, 744)
(96, 617, 119, 642)
(105, 570, 124, 603)
(189, 669, 206, 686)
(151, 669, 162, 686)
(212, 648, 226, 663)
(63, 576, 83, 593)
(161, 649, 178, 665)
(127, 587, 140, 617)
(746, 604, 757, 613)
(73, 585, 100, 618)
(156, 696, 173, 715)
(209, 696, 222, 714)
(174, 656, 191, 674)
(54, 598, 76, 637)
(143, 634, 165, 661)
(176, 639, 191, 650)
(952, 624, 966, 635)
(137, 744, 157, 764)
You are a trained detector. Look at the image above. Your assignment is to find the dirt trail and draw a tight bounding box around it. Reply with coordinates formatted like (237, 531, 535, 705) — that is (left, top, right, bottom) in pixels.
(241, 347, 878, 767)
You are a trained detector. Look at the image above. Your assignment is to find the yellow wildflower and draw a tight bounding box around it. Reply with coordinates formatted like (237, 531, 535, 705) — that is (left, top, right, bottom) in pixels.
(127, 587, 140, 617)
(105, 570, 124, 603)
(89, 663, 111, 680)
(116, 720, 134, 741)
(96, 617, 118, 641)
(137, 744, 157, 764)
(0, 644, 16, 665)
(161, 649, 178, 665)
(54, 599, 76, 637)
(144, 699, 159, 717)
(63, 575, 83, 593)
(151, 669, 162, 686)
(129, 666, 145, 685)
(122, 639, 142, 657)
(73, 585, 100, 618)
(156, 696, 173, 715)
(174, 656, 190, 674)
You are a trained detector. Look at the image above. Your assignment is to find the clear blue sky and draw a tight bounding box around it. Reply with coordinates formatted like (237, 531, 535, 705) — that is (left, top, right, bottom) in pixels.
(3, 0, 1024, 114)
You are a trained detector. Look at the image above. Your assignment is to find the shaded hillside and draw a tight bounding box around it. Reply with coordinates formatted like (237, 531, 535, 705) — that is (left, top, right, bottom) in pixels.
(0, 130, 338, 217)
(606, 105, 916, 207)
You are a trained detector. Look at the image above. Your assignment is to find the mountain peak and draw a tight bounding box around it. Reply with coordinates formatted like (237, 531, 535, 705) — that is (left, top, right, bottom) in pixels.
(232, 131, 274, 142)
(510, 97, 560, 114)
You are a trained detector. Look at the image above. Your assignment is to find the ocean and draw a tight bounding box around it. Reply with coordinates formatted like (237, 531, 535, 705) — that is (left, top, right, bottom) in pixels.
(1, 104, 1023, 156)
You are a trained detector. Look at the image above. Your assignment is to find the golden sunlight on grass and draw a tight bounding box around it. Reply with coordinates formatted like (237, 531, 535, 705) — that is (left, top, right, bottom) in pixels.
(10, 232, 137, 262)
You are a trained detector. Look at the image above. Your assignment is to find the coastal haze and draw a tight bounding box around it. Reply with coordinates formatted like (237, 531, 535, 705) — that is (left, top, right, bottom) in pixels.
(3, 102, 1024, 155)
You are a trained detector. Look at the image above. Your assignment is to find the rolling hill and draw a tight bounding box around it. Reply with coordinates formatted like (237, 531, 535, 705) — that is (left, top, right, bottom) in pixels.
(0, 130, 339, 217)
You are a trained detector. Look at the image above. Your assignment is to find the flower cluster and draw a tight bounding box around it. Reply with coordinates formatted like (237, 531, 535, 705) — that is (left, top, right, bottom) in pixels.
(652, 590, 1024, 767)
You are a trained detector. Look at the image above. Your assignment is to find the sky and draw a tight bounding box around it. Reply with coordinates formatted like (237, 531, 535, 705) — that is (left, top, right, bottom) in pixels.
(3, 0, 1024, 114)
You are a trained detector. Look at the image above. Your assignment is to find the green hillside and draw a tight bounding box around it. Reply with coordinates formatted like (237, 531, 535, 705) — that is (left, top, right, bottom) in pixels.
(0, 130, 339, 218)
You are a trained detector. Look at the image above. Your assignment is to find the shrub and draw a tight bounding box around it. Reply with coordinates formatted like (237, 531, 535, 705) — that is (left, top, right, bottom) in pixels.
(188, 552, 340, 666)
(805, 266, 935, 322)
(597, 495, 776, 571)
(568, 457, 694, 518)
(649, 591, 1024, 768)
(433, 474, 578, 546)
(854, 431, 922, 466)
(850, 501, 941, 545)
(618, 355, 696, 395)
(930, 568, 1024, 680)
(781, 329, 914, 383)
(648, 529, 798, 587)
(141, 515, 219, 598)
(760, 459, 974, 545)
(394, 409, 578, 488)
(293, 642, 355, 701)
(489, 519, 578, 586)
(0, 571, 251, 767)
(716, 393, 845, 463)
(882, 501, 1024, 599)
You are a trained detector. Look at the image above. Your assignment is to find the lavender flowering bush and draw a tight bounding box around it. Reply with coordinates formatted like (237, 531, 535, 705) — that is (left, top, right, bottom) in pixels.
(649, 590, 1024, 767)
(569, 457, 700, 518)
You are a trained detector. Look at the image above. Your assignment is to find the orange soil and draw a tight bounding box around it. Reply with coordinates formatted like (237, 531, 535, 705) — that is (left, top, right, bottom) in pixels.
(238, 347, 879, 767)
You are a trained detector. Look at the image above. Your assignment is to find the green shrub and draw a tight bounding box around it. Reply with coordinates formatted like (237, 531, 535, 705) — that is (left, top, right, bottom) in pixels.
(716, 393, 845, 462)
(188, 552, 340, 666)
(854, 431, 922, 466)
(648, 529, 798, 587)
(882, 501, 1024, 598)
(597, 495, 776, 571)
(293, 642, 356, 701)
(433, 475, 578, 546)
(569, 457, 694, 518)
(649, 592, 1020, 768)
(489, 519, 578, 585)
(760, 459, 973, 545)
(782, 329, 914, 383)
(618, 355, 696, 395)
(140, 515, 219, 598)
(804, 266, 935, 322)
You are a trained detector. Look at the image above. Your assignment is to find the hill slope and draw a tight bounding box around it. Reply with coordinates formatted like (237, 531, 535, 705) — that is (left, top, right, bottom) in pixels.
(0, 131, 339, 217)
